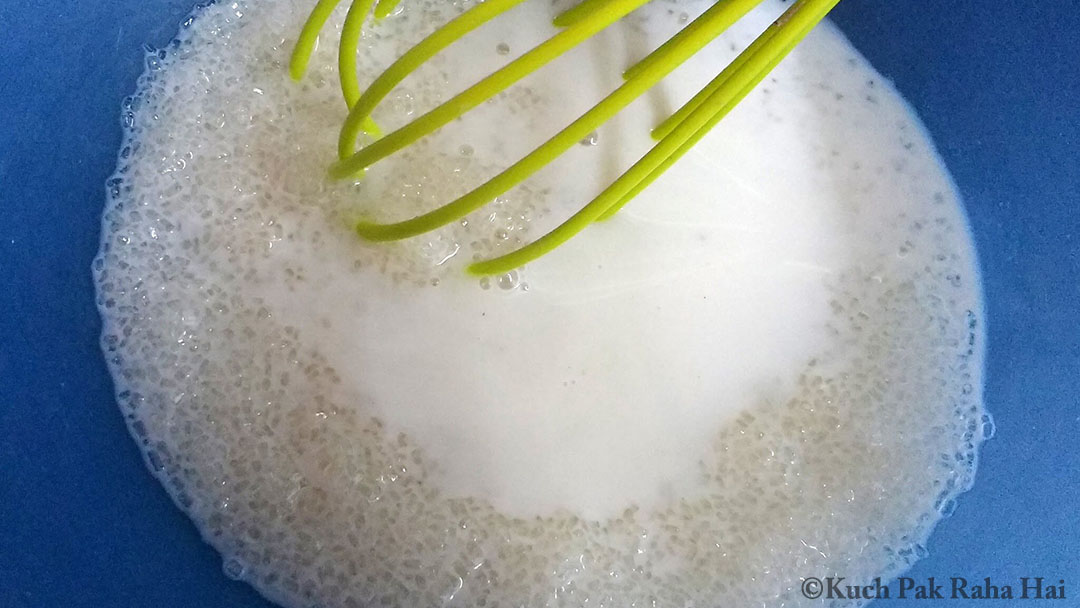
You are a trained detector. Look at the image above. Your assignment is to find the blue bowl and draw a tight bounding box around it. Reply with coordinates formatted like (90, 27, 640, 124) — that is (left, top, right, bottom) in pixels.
(1, 1, 1077, 606)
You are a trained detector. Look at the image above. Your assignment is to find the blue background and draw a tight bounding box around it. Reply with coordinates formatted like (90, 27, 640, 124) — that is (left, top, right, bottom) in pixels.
(1, 1, 1077, 606)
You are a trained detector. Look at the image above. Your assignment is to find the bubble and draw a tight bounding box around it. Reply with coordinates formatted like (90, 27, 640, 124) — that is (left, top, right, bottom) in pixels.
(496, 270, 518, 290)
(223, 557, 247, 580)
(938, 499, 958, 518)
(981, 413, 996, 439)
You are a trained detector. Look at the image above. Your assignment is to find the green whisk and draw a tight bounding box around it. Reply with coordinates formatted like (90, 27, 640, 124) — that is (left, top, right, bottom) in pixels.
(290, 0, 841, 276)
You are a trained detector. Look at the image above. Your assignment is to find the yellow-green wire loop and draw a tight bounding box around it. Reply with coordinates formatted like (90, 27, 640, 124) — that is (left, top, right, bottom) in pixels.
(338, 0, 529, 160)
(374, 0, 402, 19)
(595, 17, 791, 222)
(340, 0, 376, 107)
(621, 0, 734, 82)
(595, 0, 769, 222)
(330, 0, 652, 179)
(596, 26, 808, 221)
(553, 0, 621, 27)
(601, 0, 833, 220)
(468, 0, 841, 275)
(292, 0, 379, 135)
(290, 0, 842, 274)
(349, 0, 762, 244)
(290, 0, 348, 81)
(650, 9, 785, 141)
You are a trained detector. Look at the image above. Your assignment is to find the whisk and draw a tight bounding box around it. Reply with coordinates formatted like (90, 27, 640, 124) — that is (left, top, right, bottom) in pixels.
(290, 0, 841, 276)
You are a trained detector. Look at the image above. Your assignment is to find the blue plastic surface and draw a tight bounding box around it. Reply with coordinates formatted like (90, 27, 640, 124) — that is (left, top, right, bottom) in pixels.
(1, 1, 1077, 606)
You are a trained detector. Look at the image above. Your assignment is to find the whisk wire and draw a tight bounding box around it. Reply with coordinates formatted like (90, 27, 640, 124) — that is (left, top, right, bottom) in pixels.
(621, 0, 747, 82)
(291, 0, 842, 274)
(593, 0, 839, 221)
(291, 0, 381, 135)
(597, 2, 834, 221)
(340, 0, 377, 107)
(649, 21, 782, 141)
(337, 0, 630, 159)
(469, 0, 842, 275)
(330, 0, 653, 179)
(289, 0, 346, 80)
(338, 0, 529, 160)
(374, 0, 403, 19)
(553, 0, 623, 27)
(348, 0, 764, 243)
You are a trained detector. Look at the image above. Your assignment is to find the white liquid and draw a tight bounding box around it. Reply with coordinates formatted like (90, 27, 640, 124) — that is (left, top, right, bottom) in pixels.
(96, 0, 988, 606)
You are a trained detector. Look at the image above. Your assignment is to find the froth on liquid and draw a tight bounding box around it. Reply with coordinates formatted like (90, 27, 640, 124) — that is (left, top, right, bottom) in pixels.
(96, 0, 988, 606)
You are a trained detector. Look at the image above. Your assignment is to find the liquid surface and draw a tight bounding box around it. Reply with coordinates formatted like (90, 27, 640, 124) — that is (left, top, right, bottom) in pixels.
(96, 0, 988, 606)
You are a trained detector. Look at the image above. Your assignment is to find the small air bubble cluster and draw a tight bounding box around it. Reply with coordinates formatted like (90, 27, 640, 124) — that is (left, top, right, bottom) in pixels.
(94, 1, 988, 607)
